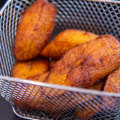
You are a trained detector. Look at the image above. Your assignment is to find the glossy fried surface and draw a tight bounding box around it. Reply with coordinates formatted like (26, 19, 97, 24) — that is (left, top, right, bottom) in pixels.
(13, 74, 104, 116)
(13, 72, 72, 115)
(103, 67, 120, 111)
(29, 72, 49, 82)
(75, 81, 104, 120)
(12, 59, 49, 79)
(49, 60, 56, 69)
(75, 102, 100, 120)
(104, 67, 120, 93)
(87, 81, 104, 90)
(14, 0, 57, 61)
(13, 72, 49, 111)
(45, 35, 120, 88)
(40, 29, 98, 59)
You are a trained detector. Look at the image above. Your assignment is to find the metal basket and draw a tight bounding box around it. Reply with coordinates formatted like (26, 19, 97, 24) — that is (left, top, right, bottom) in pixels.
(0, 0, 120, 119)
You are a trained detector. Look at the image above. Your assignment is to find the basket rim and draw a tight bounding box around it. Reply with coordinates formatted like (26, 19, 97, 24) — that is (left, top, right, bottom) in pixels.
(0, 0, 120, 15)
(0, 76, 120, 97)
(12, 106, 34, 120)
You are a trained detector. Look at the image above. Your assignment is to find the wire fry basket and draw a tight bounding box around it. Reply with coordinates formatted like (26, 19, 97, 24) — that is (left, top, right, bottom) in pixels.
(0, 0, 120, 119)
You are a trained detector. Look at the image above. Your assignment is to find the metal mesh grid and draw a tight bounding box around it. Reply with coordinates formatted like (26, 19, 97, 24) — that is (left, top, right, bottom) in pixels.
(1, 77, 120, 120)
(50, 0, 120, 39)
(0, 0, 120, 119)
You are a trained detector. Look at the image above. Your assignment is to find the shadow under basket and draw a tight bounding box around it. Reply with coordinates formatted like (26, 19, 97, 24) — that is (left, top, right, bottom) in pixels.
(0, 0, 120, 119)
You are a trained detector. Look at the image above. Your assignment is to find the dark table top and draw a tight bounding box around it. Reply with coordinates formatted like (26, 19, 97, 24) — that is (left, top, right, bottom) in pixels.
(0, 96, 24, 120)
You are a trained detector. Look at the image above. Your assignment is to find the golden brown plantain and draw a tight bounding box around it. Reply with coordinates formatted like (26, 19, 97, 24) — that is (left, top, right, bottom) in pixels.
(12, 59, 49, 79)
(104, 67, 120, 93)
(75, 81, 104, 120)
(49, 60, 56, 69)
(13, 72, 49, 111)
(45, 35, 120, 90)
(75, 101, 101, 120)
(103, 67, 120, 111)
(40, 29, 98, 59)
(13, 73, 104, 116)
(13, 72, 69, 115)
(87, 80, 104, 90)
(76, 67, 120, 120)
(14, 0, 57, 61)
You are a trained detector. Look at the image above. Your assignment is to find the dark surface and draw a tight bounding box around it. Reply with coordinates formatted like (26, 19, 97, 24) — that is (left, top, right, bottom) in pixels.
(0, 2, 23, 120)
(0, 0, 7, 9)
(0, 96, 24, 120)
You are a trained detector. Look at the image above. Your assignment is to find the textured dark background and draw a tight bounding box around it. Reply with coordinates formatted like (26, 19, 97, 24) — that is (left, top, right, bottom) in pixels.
(0, 1, 24, 119)
(0, 97, 23, 120)
(1, 0, 7, 8)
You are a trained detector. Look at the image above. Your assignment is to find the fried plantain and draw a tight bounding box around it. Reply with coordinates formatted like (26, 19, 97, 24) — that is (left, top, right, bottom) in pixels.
(29, 72, 49, 82)
(75, 81, 104, 120)
(40, 29, 98, 59)
(104, 67, 120, 93)
(13, 72, 49, 111)
(49, 60, 56, 69)
(76, 67, 120, 120)
(14, 0, 57, 61)
(103, 67, 120, 111)
(45, 35, 120, 90)
(87, 80, 104, 91)
(13, 73, 104, 116)
(12, 59, 49, 79)
(75, 101, 101, 120)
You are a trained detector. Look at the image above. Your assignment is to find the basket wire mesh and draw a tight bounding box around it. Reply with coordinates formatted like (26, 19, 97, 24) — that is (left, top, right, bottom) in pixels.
(0, 0, 120, 119)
